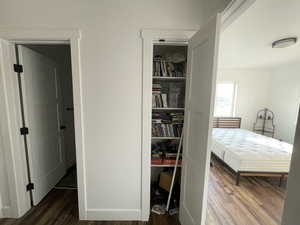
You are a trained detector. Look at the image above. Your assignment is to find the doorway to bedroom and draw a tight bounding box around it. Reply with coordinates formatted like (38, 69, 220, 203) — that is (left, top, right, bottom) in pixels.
(206, 0, 300, 225)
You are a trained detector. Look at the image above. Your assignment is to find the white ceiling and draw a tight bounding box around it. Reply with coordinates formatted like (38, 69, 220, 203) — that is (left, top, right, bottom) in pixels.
(219, 0, 300, 69)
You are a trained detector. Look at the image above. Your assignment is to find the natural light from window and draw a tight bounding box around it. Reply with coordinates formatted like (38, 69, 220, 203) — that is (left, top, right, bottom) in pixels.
(214, 83, 236, 117)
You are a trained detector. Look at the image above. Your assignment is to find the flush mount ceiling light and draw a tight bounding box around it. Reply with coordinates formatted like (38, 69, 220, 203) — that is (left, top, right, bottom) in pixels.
(272, 37, 298, 48)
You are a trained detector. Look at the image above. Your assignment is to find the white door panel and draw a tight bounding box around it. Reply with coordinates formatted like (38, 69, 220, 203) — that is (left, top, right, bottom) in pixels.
(180, 15, 221, 225)
(17, 45, 66, 205)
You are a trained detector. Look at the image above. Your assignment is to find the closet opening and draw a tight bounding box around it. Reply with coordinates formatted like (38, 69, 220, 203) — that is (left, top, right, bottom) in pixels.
(150, 43, 187, 223)
(16, 44, 78, 209)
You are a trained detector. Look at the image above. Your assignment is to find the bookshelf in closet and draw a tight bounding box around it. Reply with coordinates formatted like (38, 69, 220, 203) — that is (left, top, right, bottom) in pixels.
(151, 45, 187, 168)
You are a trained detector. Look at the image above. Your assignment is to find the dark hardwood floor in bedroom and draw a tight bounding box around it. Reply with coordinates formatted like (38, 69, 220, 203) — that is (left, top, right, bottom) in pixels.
(0, 159, 286, 225)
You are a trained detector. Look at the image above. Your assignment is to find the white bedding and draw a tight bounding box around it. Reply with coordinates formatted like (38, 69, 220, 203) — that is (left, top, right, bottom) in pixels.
(212, 128, 293, 172)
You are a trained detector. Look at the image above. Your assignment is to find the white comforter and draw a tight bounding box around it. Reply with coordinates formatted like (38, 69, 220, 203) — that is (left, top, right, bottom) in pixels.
(212, 128, 293, 161)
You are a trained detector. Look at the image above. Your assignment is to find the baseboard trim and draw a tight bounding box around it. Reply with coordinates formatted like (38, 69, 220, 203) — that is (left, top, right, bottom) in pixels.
(86, 208, 141, 221)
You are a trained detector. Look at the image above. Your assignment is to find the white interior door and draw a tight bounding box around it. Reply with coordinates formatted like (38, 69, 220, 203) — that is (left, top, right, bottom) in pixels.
(17, 45, 66, 205)
(180, 15, 221, 225)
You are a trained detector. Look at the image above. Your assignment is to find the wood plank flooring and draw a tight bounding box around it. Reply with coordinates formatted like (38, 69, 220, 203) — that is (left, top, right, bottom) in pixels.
(206, 158, 286, 225)
(0, 159, 285, 225)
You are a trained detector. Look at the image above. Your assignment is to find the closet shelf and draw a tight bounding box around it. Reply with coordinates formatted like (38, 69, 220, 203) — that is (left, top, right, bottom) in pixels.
(153, 76, 186, 80)
(152, 137, 181, 140)
(151, 164, 182, 168)
(152, 107, 184, 111)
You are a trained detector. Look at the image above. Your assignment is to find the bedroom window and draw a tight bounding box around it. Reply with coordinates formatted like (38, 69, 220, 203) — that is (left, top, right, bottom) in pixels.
(214, 82, 236, 117)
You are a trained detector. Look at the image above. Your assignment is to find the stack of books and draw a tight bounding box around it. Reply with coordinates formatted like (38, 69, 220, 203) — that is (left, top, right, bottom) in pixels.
(153, 57, 185, 77)
(164, 152, 182, 165)
(152, 94, 168, 108)
(152, 83, 168, 108)
(170, 112, 184, 123)
(152, 112, 171, 123)
(151, 141, 182, 165)
(152, 112, 183, 137)
(151, 142, 164, 164)
(152, 123, 182, 137)
(151, 152, 163, 165)
(152, 112, 184, 123)
(153, 83, 162, 93)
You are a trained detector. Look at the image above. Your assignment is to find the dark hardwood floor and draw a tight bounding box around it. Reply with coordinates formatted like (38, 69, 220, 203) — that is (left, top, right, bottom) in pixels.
(0, 159, 285, 225)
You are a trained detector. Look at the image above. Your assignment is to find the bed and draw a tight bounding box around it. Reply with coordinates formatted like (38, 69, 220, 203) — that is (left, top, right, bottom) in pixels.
(212, 117, 293, 185)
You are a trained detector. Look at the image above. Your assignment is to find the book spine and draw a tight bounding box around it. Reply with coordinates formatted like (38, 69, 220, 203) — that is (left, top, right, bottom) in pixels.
(161, 94, 168, 108)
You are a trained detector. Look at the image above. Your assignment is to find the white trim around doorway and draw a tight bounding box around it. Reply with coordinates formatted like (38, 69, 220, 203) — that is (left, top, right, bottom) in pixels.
(0, 28, 87, 219)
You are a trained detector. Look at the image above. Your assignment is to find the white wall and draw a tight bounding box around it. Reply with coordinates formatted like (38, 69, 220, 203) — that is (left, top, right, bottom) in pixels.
(0, 60, 14, 218)
(267, 63, 300, 144)
(217, 69, 271, 130)
(0, 0, 229, 220)
(217, 65, 300, 144)
(0, 133, 10, 217)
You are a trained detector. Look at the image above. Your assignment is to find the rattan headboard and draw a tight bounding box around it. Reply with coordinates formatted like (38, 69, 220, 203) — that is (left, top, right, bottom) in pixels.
(213, 117, 242, 128)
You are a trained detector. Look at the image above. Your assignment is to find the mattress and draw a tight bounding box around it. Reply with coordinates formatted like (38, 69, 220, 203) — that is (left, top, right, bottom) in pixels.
(212, 128, 293, 172)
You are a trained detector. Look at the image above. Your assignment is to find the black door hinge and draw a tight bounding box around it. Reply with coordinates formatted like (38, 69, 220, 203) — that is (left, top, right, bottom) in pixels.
(14, 64, 23, 73)
(26, 183, 34, 191)
(20, 127, 29, 135)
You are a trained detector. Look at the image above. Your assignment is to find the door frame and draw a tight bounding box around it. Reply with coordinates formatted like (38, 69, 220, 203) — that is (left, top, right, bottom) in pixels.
(0, 29, 87, 219)
(140, 29, 197, 221)
(140, 0, 256, 221)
